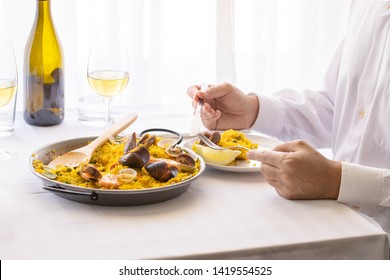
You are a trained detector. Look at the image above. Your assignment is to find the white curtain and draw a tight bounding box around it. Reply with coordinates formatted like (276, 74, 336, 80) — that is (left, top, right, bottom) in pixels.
(233, 0, 351, 95)
(0, 0, 351, 112)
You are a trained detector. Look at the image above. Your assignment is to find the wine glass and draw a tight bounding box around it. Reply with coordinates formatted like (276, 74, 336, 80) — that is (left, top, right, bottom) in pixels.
(87, 36, 129, 130)
(0, 42, 18, 161)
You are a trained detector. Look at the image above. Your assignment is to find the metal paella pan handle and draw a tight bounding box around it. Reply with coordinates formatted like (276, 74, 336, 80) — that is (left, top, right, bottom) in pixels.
(140, 128, 183, 147)
(42, 185, 99, 201)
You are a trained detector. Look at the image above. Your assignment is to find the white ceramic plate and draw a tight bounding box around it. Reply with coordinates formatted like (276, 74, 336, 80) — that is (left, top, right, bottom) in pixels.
(183, 133, 281, 172)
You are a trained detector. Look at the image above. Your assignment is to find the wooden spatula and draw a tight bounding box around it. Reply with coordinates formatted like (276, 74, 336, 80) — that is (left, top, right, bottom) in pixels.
(48, 112, 138, 169)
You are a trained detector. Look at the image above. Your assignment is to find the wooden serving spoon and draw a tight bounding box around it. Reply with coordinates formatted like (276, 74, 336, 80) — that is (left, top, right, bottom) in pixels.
(48, 112, 138, 169)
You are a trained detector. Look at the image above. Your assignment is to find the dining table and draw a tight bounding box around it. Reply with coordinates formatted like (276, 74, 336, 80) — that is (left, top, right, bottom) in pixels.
(0, 104, 388, 260)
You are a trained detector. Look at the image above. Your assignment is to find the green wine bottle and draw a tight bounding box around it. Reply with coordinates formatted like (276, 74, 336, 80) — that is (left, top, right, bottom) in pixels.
(24, 0, 64, 126)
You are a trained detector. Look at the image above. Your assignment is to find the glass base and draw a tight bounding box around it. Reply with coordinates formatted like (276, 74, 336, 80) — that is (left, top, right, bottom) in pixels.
(0, 148, 18, 161)
(78, 113, 112, 123)
(78, 93, 106, 122)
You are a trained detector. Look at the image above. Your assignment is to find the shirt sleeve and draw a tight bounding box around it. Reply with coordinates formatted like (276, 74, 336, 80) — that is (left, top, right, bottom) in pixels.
(252, 89, 334, 148)
(251, 40, 345, 149)
(338, 162, 390, 208)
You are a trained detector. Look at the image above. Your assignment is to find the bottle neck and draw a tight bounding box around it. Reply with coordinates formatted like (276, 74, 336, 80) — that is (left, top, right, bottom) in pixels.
(36, 0, 52, 20)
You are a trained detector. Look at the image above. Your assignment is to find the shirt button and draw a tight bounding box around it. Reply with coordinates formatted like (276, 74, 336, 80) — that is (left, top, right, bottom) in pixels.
(359, 110, 365, 118)
(352, 205, 360, 210)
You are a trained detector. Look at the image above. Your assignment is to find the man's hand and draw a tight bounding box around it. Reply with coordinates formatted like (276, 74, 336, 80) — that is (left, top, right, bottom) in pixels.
(187, 82, 259, 130)
(247, 140, 341, 200)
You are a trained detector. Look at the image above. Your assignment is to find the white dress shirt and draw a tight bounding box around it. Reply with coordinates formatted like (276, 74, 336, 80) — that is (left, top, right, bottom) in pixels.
(252, 0, 390, 238)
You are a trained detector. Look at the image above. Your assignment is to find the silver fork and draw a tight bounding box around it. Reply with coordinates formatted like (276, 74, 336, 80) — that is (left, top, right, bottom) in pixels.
(197, 133, 251, 151)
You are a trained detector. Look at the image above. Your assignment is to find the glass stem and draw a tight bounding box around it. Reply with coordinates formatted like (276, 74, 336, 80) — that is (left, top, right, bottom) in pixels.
(104, 96, 112, 131)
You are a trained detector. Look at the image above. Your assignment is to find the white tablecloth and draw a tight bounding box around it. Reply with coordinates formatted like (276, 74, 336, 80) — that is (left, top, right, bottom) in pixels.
(0, 106, 388, 259)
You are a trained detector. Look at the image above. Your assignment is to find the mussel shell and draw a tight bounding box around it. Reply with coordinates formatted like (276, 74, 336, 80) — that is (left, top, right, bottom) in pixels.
(119, 146, 150, 168)
(119, 153, 144, 169)
(145, 161, 178, 182)
(124, 132, 137, 153)
(80, 165, 102, 182)
(209, 131, 221, 145)
(138, 134, 156, 148)
(138, 133, 149, 144)
(199, 131, 211, 146)
(203, 131, 211, 138)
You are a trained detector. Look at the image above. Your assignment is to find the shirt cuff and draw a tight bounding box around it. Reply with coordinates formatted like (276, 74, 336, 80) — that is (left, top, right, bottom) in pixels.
(251, 95, 285, 137)
(338, 162, 385, 206)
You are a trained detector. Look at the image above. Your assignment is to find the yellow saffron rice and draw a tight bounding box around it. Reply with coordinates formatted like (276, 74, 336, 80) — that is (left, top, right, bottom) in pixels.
(219, 129, 258, 160)
(33, 137, 200, 190)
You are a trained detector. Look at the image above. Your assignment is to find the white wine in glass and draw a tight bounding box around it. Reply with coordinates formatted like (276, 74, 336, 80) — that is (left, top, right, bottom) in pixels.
(87, 37, 129, 130)
(0, 42, 18, 161)
(88, 70, 129, 98)
(0, 80, 17, 108)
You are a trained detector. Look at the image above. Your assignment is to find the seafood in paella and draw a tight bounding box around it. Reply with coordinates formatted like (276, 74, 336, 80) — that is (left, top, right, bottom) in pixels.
(32, 132, 201, 190)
